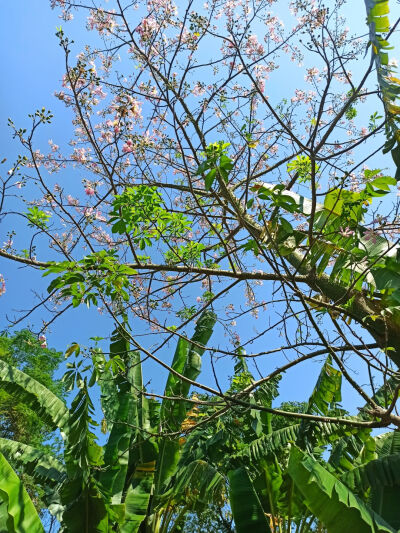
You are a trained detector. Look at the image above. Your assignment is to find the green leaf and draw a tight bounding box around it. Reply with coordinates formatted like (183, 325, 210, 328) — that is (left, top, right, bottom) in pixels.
(228, 467, 272, 533)
(160, 460, 224, 509)
(0, 451, 44, 532)
(306, 356, 342, 416)
(0, 360, 69, 432)
(0, 438, 65, 486)
(121, 461, 155, 533)
(151, 311, 217, 516)
(288, 446, 396, 533)
(204, 168, 217, 190)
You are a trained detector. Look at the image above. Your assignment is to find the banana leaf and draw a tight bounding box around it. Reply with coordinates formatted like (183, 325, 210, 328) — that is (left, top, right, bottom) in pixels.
(288, 446, 396, 533)
(228, 467, 272, 533)
(0, 359, 69, 433)
(151, 311, 217, 514)
(0, 451, 44, 533)
(0, 437, 65, 486)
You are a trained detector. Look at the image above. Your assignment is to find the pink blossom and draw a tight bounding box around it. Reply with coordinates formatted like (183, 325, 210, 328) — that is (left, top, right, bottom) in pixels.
(87, 8, 117, 34)
(0, 274, 5, 296)
(304, 67, 320, 83)
(67, 195, 79, 206)
(85, 187, 95, 196)
(339, 226, 354, 238)
(246, 34, 264, 57)
(364, 229, 377, 244)
(270, 145, 279, 155)
(72, 148, 89, 164)
(257, 79, 265, 93)
(136, 16, 158, 41)
(122, 139, 134, 153)
(192, 83, 206, 97)
(94, 210, 107, 222)
(38, 334, 47, 348)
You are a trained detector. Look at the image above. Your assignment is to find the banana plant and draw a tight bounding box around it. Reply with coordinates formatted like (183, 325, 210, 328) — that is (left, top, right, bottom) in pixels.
(0, 310, 217, 532)
(363, 0, 400, 179)
(173, 351, 400, 532)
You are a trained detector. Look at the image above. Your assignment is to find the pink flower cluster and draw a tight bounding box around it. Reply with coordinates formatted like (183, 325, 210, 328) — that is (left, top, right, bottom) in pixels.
(0, 274, 5, 297)
(304, 67, 320, 83)
(245, 35, 265, 57)
(136, 16, 158, 41)
(38, 334, 47, 349)
(87, 9, 117, 34)
(72, 147, 89, 164)
(122, 139, 134, 153)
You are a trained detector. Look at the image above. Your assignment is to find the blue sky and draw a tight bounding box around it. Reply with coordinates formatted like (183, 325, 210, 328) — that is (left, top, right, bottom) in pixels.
(1, 0, 399, 423)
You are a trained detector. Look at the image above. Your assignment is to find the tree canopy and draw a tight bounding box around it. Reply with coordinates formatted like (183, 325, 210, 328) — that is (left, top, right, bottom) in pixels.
(1, 0, 400, 530)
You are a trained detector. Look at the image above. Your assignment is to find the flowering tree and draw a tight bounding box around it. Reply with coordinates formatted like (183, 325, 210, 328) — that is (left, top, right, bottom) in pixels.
(1, 0, 400, 433)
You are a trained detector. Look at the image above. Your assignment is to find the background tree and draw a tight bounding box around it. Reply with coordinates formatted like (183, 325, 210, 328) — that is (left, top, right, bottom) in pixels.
(0, 330, 64, 519)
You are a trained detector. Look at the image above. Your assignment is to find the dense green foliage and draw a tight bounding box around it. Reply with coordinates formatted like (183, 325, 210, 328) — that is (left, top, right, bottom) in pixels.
(0, 331, 65, 516)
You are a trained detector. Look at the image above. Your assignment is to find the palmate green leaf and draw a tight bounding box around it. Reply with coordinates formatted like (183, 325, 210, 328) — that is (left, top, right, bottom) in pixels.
(0, 451, 44, 533)
(0, 437, 65, 486)
(288, 446, 396, 533)
(228, 467, 272, 533)
(0, 359, 69, 433)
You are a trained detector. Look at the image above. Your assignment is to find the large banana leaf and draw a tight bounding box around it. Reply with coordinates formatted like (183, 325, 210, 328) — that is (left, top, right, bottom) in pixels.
(60, 479, 109, 533)
(160, 310, 217, 430)
(158, 459, 225, 510)
(99, 322, 158, 533)
(0, 451, 44, 533)
(151, 311, 217, 515)
(0, 437, 65, 486)
(363, 0, 400, 178)
(228, 467, 272, 533)
(0, 359, 69, 433)
(121, 461, 156, 533)
(340, 431, 400, 529)
(305, 355, 342, 416)
(179, 311, 217, 400)
(288, 446, 396, 533)
(236, 419, 365, 465)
